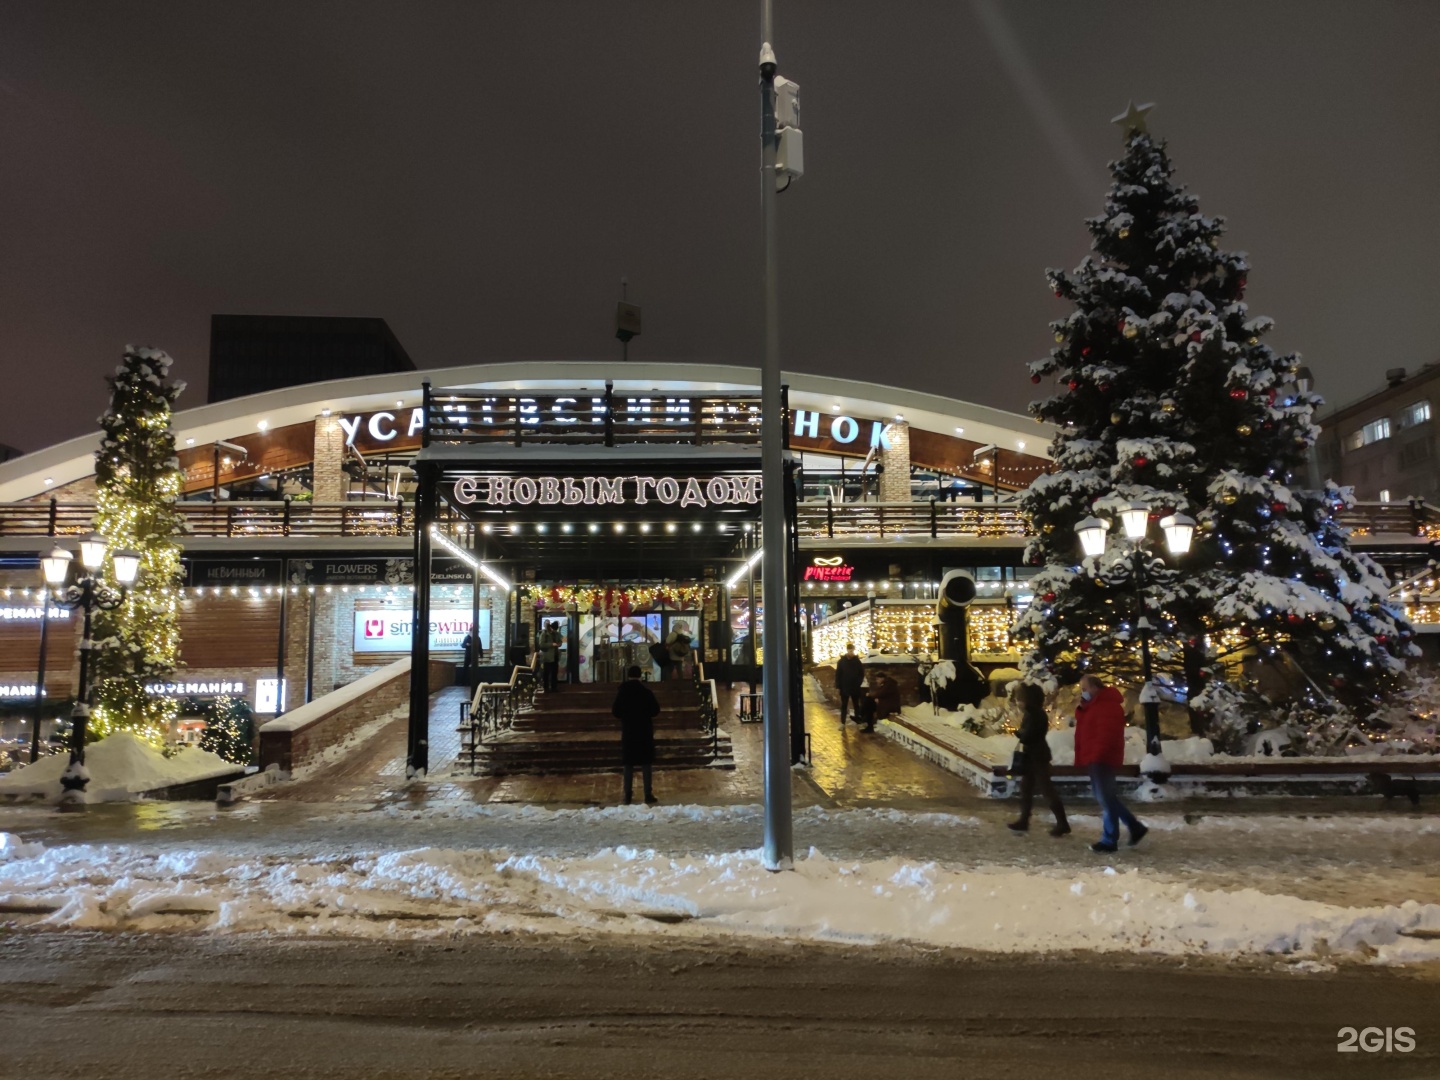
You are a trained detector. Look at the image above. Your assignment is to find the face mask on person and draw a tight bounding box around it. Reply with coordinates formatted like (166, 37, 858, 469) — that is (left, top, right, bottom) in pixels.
(1080, 689, 1094, 702)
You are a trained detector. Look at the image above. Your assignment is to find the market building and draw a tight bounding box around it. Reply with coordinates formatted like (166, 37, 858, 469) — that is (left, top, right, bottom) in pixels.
(0, 359, 1055, 763)
(0, 356, 1432, 769)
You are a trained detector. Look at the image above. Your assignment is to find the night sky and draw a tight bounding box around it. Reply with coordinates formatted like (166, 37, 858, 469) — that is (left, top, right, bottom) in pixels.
(1, 1, 1436, 453)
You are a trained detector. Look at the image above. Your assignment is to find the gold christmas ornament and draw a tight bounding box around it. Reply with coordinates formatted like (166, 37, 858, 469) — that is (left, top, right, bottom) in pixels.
(1237, 423, 1252, 436)
(1054, 332, 1065, 343)
(1122, 323, 1139, 339)
(1220, 490, 1239, 505)
(1118, 227, 1130, 239)
(1110, 412, 1124, 425)
(1248, 337, 1259, 345)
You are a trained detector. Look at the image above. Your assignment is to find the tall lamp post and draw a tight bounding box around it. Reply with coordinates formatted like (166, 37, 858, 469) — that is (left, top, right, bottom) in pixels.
(1074, 505, 1194, 778)
(41, 535, 141, 812)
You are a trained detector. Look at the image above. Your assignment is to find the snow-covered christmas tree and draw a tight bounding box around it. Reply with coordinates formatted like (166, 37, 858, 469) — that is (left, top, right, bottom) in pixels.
(1017, 103, 1414, 751)
(90, 346, 187, 748)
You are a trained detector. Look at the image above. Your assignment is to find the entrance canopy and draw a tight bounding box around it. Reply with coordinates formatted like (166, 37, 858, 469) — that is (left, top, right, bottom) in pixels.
(420, 443, 764, 578)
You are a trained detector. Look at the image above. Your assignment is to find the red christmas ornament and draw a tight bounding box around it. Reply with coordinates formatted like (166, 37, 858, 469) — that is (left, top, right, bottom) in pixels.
(1286, 613, 1303, 625)
(1189, 331, 1203, 342)
(1054, 289, 1064, 298)
(1270, 501, 1287, 514)
(1240, 626, 1255, 638)
(1117, 319, 1127, 332)
(1228, 388, 1248, 400)
(1077, 640, 1090, 652)
(1031, 373, 1042, 384)
(1377, 634, 1389, 645)
(1133, 455, 1148, 468)
(1237, 276, 1248, 289)
(1081, 346, 1091, 356)
(1099, 382, 1111, 393)
(1042, 591, 1057, 603)
(1068, 379, 1080, 391)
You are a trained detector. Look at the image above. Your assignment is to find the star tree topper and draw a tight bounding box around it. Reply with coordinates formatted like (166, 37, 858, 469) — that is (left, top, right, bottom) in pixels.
(1110, 100, 1155, 138)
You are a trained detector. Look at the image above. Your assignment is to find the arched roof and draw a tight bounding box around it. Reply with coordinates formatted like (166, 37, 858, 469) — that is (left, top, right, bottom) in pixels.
(0, 361, 1052, 501)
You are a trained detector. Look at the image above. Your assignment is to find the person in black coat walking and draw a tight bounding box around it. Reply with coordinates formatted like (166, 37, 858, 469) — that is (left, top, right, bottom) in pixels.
(835, 643, 865, 724)
(611, 664, 660, 804)
(1007, 682, 1069, 837)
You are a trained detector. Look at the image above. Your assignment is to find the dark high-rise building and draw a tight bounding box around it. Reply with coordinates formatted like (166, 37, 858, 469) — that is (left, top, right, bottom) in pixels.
(207, 314, 415, 403)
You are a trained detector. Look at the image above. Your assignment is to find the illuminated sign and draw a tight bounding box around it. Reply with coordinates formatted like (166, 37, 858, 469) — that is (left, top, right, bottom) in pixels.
(802, 556, 854, 582)
(255, 678, 286, 714)
(791, 410, 892, 449)
(452, 474, 761, 508)
(0, 684, 44, 697)
(353, 607, 492, 653)
(0, 606, 70, 621)
(145, 680, 247, 697)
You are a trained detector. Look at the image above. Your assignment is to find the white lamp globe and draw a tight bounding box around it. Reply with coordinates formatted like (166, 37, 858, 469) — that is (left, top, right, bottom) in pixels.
(111, 550, 142, 585)
(1119, 502, 1149, 540)
(1074, 516, 1110, 558)
(1160, 513, 1196, 556)
(78, 533, 108, 570)
(41, 547, 73, 586)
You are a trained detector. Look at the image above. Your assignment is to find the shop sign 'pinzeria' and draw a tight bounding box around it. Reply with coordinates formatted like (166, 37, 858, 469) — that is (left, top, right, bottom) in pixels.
(452, 474, 761, 508)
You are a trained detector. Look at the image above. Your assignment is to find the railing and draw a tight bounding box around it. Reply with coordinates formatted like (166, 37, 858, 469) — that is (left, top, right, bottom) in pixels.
(0, 499, 415, 539)
(1336, 500, 1440, 538)
(3, 498, 1434, 546)
(424, 387, 765, 447)
(797, 499, 1029, 539)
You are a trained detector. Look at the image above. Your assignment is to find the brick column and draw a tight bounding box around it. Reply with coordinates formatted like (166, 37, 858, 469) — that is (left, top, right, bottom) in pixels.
(312, 415, 346, 503)
(878, 421, 911, 503)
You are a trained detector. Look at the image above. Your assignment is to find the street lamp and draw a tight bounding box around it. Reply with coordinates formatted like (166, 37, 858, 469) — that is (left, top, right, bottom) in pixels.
(43, 535, 141, 811)
(1074, 507, 1195, 779)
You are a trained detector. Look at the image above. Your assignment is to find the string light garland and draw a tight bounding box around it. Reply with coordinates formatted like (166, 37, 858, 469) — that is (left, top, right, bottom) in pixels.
(89, 347, 187, 748)
(523, 583, 714, 613)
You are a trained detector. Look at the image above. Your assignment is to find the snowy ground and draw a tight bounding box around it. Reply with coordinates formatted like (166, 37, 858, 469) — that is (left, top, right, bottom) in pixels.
(3, 800, 1439, 968)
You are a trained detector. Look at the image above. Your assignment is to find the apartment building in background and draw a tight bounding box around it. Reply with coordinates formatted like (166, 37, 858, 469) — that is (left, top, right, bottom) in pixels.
(1316, 363, 1440, 503)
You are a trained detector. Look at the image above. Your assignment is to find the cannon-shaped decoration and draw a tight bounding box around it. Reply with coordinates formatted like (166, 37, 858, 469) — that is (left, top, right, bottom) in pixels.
(931, 570, 990, 711)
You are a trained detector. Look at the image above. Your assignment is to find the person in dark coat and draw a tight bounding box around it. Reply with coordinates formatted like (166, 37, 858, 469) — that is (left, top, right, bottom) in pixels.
(1075, 674, 1147, 852)
(834, 643, 865, 725)
(611, 664, 660, 804)
(861, 672, 900, 732)
(1007, 682, 1069, 837)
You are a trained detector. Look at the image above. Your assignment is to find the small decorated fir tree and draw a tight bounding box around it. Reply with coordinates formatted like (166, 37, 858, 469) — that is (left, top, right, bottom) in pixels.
(1017, 104, 1412, 748)
(198, 696, 255, 765)
(90, 346, 187, 748)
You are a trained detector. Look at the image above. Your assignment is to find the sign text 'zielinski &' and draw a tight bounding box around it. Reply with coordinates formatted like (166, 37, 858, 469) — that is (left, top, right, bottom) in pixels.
(452, 475, 761, 508)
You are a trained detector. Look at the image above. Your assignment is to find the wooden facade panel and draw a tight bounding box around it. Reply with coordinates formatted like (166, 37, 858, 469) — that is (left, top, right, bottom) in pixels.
(178, 597, 285, 668)
(0, 616, 78, 694)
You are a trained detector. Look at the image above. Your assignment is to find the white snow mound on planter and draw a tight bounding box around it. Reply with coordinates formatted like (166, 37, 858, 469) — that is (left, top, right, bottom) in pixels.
(0, 733, 238, 803)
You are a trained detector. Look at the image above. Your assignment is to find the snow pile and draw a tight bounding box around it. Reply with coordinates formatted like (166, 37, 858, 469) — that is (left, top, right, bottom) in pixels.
(0, 832, 43, 861)
(0, 733, 240, 803)
(1, 840, 1437, 963)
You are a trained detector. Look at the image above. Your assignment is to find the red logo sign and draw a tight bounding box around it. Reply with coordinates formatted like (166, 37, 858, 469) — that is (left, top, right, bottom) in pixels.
(364, 618, 385, 638)
(803, 564, 854, 582)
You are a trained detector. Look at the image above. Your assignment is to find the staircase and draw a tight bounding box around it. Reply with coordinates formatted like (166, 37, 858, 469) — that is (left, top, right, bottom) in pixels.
(470, 680, 734, 776)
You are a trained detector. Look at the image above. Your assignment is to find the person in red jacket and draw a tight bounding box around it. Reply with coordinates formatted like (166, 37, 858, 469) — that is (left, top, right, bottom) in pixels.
(1073, 674, 1147, 853)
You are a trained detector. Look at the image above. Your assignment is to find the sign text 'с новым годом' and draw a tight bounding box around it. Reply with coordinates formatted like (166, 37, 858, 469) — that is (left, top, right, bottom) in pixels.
(451, 475, 761, 508)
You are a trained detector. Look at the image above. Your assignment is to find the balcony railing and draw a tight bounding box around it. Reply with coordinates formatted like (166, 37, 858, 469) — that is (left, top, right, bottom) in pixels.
(0, 500, 414, 539)
(796, 499, 1028, 539)
(0, 498, 1432, 545)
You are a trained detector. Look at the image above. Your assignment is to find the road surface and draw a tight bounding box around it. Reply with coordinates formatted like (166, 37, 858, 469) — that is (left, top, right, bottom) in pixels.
(2, 932, 1437, 1079)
